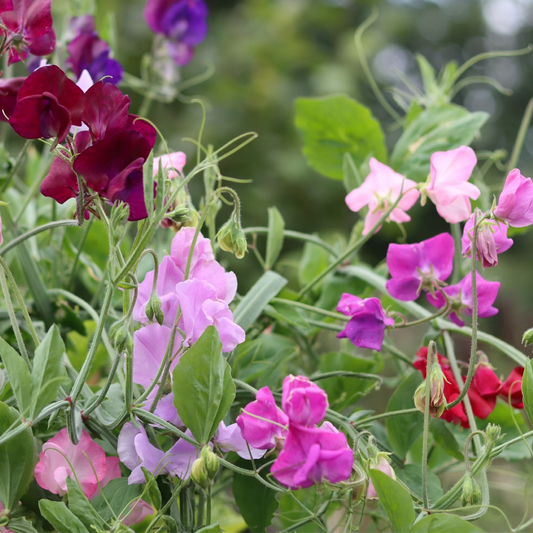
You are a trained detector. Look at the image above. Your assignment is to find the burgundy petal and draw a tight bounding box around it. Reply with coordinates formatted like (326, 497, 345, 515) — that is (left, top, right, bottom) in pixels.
(0, 76, 25, 121)
(127, 114, 157, 149)
(40, 156, 78, 203)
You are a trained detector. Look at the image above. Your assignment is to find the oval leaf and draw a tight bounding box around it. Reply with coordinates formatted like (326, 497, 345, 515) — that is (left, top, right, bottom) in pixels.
(265, 206, 285, 270)
(409, 514, 483, 532)
(39, 501, 89, 533)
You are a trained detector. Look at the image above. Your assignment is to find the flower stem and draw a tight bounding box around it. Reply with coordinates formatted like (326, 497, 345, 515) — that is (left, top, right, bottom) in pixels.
(421, 340, 436, 509)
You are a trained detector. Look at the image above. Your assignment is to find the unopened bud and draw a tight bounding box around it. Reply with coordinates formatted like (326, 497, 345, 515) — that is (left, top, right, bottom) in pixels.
(217, 216, 247, 259)
(145, 294, 163, 325)
(200, 446, 219, 479)
(523, 327, 533, 347)
(485, 423, 502, 444)
(110, 202, 130, 245)
(183, 205, 199, 228)
(191, 458, 209, 490)
(414, 361, 447, 419)
(166, 204, 190, 223)
(109, 320, 133, 353)
(461, 474, 481, 506)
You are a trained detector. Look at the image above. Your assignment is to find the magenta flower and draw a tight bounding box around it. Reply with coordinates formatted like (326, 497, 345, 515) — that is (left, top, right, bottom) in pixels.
(281, 375, 328, 427)
(385, 233, 455, 301)
(426, 271, 500, 327)
(9, 65, 85, 143)
(216, 422, 265, 460)
(66, 15, 123, 85)
(153, 151, 186, 179)
(0, 0, 55, 65)
(0, 76, 25, 121)
(271, 422, 353, 490)
(144, 0, 208, 66)
(461, 215, 513, 268)
(236, 387, 289, 450)
(34, 428, 120, 498)
(494, 169, 533, 228)
(336, 294, 394, 351)
(345, 158, 419, 235)
(425, 146, 480, 223)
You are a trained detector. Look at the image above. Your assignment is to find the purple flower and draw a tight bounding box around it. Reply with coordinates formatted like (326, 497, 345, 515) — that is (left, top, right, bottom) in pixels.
(66, 15, 123, 85)
(336, 294, 394, 351)
(281, 375, 328, 427)
(144, 0, 208, 66)
(236, 387, 289, 450)
(494, 169, 533, 228)
(216, 422, 265, 460)
(426, 271, 500, 327)
(385, 233, 455, 301)
(1, 0, 56, 65)
(461, 215, 513, 268)
(271, 422, 353, 490)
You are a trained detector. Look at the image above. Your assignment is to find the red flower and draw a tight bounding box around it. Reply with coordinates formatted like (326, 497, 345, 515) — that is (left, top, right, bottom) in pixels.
(0, 76, 25, 121)
(499, 367, 524, 409)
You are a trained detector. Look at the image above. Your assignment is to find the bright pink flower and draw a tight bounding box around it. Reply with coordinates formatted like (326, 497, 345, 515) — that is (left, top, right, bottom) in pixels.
(236, 387, 289, 450)
(336, 294, 394, 351)
(1, 0, 55, 65)
(425, 146, 480, 223)
(153, 152, 186, 179)
(386, 233, 455, 301)
(426, 271, 500, 327)
(35, 428, 118, 498)
(281, 375, 328, 427)
(494, 169, 533, 227)
(499, 367, 524, 408)
(367, 455, 395, 499)
(271, 422, 353, 489)
(345, 158, 419, 235)
(461, 215, 513, 268)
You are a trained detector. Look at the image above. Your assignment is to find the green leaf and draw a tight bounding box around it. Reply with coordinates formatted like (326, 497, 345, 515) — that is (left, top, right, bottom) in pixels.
(0, 402, 34, 511)
(409, 514, 483, 532)
(142, 467, 162, 510)
(233, 458, 278, 532)
(173, 326, 235, 444)
(6, 517, 39, 533)
(267, 302, 309, 329)
(0, 337, 32, 415)
(197, 524, 222, 533)
(65, 478, 106, 531)
(522, 359, 533, 425)
(265, 207, 285, 270)
(39, 501, 89, 533)
(318, 352, 381, 410)
(429, 419, 463, 460)
(90, 478, 142, 524)
(298, 240, 329, 289)
(295, 95, 387, 180)
(386, 372, 424, 459)
(390, 105, 488, 182)
(395, 464, 443, 504)
(30, 325, 66, 419)
(343, 153, 362, 193)
(233, 271, 287, 331)
(369, 469, 414, 533)
(162, 515, 179, 533)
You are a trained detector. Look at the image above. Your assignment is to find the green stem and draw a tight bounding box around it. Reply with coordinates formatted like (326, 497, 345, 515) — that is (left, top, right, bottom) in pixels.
(421, 340, 435, 510)
(451, 223, 463, 284)
(0, 139, 31, 194)
(507, 96, 533, 173)
(68, 217, 93, 291)
(206, 485, 212, 526)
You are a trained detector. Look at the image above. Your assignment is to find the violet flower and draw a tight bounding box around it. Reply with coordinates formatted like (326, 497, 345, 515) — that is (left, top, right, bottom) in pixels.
(271, 421, 353, 490)
(385, 232, 455, 301)
(1, 0, 56, 65)
(66, 15, 123, 85)
(461, 215, 513, 268)
(216, 422, 265, 460)
(281, 375, 328, 427)
(236, 386, 289, 450)
(424, 146, 480, 224)
(426, 271, 500, 327)
(345, 158, 419, 235)
(336, 294, 394, 351)
(494, 169, 533, 228)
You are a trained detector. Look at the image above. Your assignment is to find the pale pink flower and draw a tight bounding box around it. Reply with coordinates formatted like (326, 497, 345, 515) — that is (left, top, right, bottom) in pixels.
(345, 158, 419, 235)
(425, 146, 480, 223)
(367, 454, 395, 499)
(494, 169, 533, 227)
(153, 151, 186, 179)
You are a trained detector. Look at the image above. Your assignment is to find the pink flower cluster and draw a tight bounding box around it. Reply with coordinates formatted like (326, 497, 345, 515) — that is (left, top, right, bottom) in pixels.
(237, 375, 353, 489)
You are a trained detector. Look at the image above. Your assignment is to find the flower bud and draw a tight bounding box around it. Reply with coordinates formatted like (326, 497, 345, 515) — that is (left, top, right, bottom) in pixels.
(523, 327, 533, 347)
(166, 204, 190, 223)
(191, 458, 209, 490)
(183, 205, 199, 228)
(485, 423, 502, 444)
(109, 320, 133, 353)
(413, 360, 447, 419)
(200, 446, 219, 479)
(217, 216, 247, 259)
(110, 201, 130, 245)
(461, 473, 481, 507)
(145, 294, 164, 325)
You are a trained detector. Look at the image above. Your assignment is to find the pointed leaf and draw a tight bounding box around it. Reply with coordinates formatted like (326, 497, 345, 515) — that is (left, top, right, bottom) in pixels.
(173, 326, 235, 444)
(0, 337, 32, 415)
(65, 478, 106, 531)
(90, 477, 143, 523)
(265, 207, 285, 270)
(39, 501, 89, 533)
(409, 514, 483, 532)
(7, 517, 39, 533)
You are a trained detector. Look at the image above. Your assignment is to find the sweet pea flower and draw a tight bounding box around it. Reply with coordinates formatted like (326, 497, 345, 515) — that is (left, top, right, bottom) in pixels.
(0, 77, 25, 122)
(345, 158, 419, 235)
(271, 421, 353, 490)
(461, 215, 513, 268)
(281, 375, 328, 427)
(121, 500, 154, 527)
(499, 367, 524, 408)
(424, 146, 480, 223)
(367, 454, 396, 499)
(0, 0, 55, 65)
(336, 294, 394, 351)
(386, 233, 455, 301)
(426, 271, 500, 327)
(494, 169, 533, 228)
(216, 422, 265, 460)
(236, 386, 289, 450)
(35, 428, 120, 498)
(153, 151, 186, 179)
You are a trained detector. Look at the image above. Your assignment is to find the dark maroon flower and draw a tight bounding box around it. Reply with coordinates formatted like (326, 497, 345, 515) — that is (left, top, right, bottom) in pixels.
(1, 0, 55, 64)
(127, 114, 157, 149)
(66, 15, 123, 85)
(73, 131, 152, 221)
(40, 156, 78, 204)
(144, 0, 208, 66)
(9, 65, 85, 143)
(0, 76, 25, 121)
